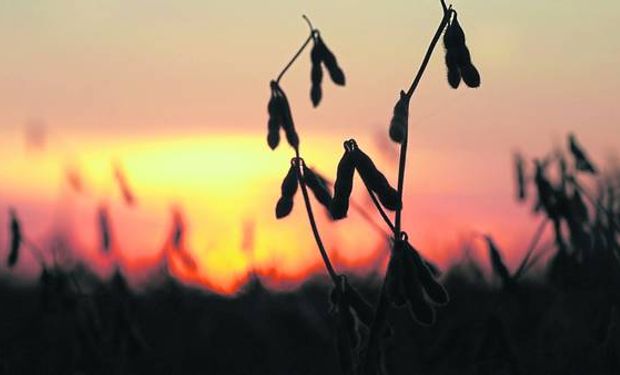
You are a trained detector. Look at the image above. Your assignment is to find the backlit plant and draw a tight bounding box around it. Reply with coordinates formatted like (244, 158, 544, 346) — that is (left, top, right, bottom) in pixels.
(264, 1, 480, 373)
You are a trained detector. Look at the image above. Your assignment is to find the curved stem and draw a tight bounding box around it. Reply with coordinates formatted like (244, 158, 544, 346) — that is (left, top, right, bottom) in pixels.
(294, 151, 339, 284)
(302, 15, 315, 34)
(513, 217, 548, 280)
(364, 3, 452, 373)
(405, 1, 452, 98)
(276, 33, 314, 84)
(395, 4, 451, 233)
(349, 200, 391, 237)
(364, 185, 396, 233)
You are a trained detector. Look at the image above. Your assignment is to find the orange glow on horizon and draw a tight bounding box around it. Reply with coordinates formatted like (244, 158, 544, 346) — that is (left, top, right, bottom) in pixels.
(0, 132, 555, 294)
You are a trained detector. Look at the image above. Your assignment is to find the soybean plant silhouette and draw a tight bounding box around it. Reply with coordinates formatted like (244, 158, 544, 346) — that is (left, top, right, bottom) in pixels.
(3, 1, 620, 375)
(264, 1, 478, 373)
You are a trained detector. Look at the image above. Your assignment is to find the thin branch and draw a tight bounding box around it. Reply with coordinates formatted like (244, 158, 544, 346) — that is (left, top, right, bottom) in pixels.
(364, 3, 452, 373)
(405, 1, 452, 98)
(349, 200, 392, 237)
(23, 237, 47, 269)
(302, 14, 315, 33)
(295, 155, 339, 284)
(396, 1, 452, 232)
(363, 184, 396, 233)
(513, 217, 549, 280)
(276, 33, 315, 84)
(313, 170, 392, 236)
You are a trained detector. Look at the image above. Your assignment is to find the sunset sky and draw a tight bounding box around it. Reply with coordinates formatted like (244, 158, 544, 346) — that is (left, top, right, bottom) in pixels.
(1, 1, 619, 293)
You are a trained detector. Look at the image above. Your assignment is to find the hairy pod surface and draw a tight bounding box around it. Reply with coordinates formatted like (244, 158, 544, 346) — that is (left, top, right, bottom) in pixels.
(443, 15, 480, 88)
(330, 150, 356, 220)
(389, 91, 409, 143)
(449, 16, 466, 48)
(460, 63, 480, 88)
(443, 19, 460, 50)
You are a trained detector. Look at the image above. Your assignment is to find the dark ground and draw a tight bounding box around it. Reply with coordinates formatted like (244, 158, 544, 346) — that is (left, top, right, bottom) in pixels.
(0, 259, 618, 375)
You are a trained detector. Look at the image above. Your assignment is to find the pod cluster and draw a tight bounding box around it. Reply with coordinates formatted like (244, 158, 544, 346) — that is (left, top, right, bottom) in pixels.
(310, 32, 346, 107)
(329, 275, 374, 375)
(388, 91, 410, 144)
(7, 209, 21, 268)
(266, 81, 299, 150)
(385, 240, 449, 325)
(443, 13, 480, 89)
(329, 140, 401, 220)
(275, 162, 300, 219)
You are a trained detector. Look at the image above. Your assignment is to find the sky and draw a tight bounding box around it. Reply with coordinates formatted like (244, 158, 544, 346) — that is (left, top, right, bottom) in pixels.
(0, 0, 619, 293)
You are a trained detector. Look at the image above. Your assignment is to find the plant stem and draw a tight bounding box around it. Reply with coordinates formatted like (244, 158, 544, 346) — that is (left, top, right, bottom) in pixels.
(364, 185, 396, 233)
(405, 0, 451, 99)
(363, 3, 452, 373)
(396, 0, 452, 232)
(294, 151, 339, 284)
(276, 33, 315, 84)
(514, 217, 548, 280)
(350, 200, 392, 237)
(312, 171, 392, 236)
(23, 237, 47, 269)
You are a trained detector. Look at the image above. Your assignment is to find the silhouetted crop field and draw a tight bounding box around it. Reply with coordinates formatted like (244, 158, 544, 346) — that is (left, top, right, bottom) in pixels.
(2, 1, 619, 374)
